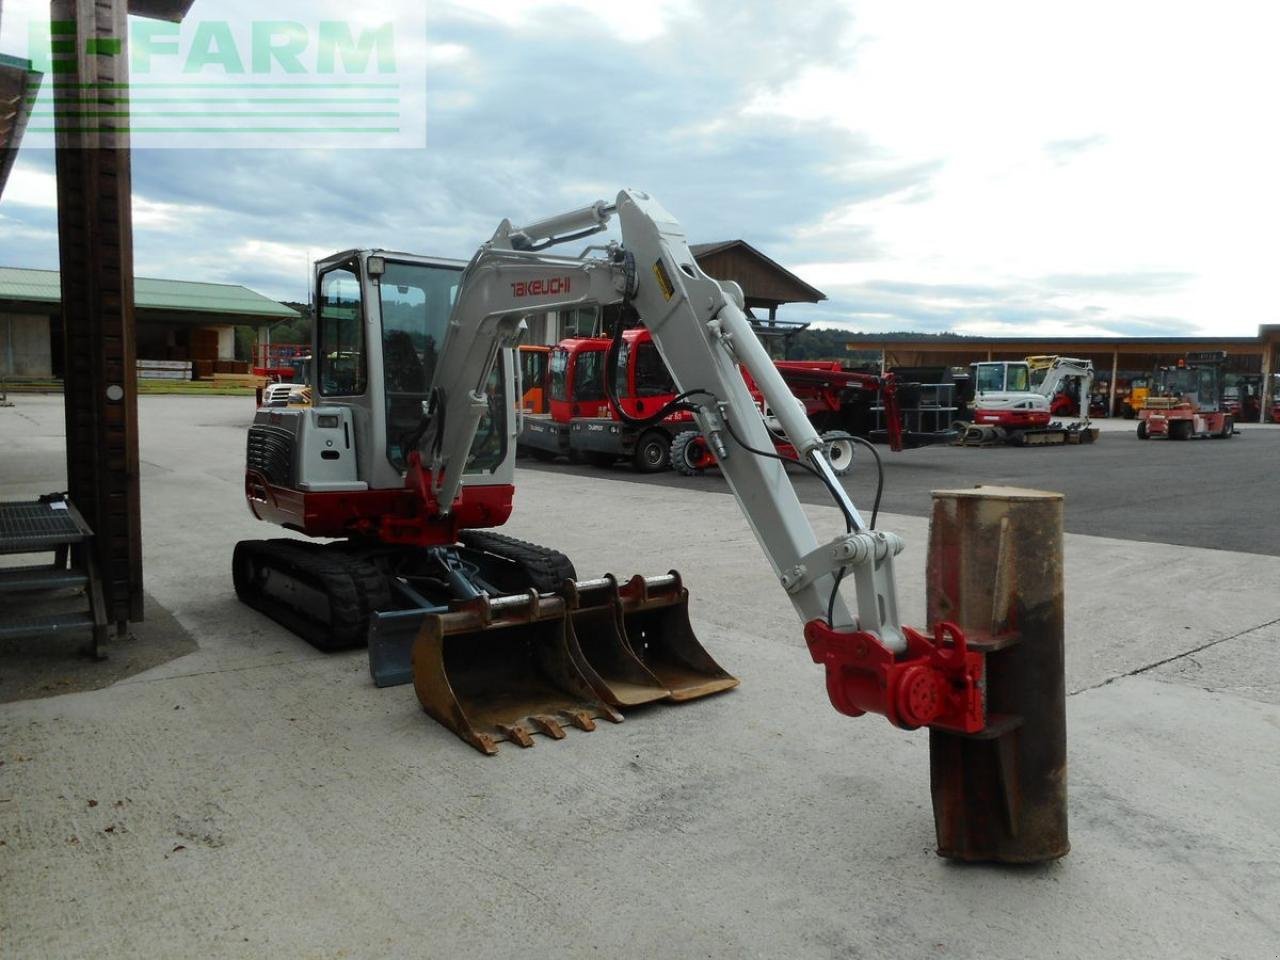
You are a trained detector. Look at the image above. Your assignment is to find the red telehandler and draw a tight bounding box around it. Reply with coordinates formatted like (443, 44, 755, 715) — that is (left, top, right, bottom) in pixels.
(518, 328, 694, 471)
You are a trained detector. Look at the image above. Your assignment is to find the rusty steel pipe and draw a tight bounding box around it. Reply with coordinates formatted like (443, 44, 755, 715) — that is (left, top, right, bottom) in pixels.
(926, 486, 1069, 863)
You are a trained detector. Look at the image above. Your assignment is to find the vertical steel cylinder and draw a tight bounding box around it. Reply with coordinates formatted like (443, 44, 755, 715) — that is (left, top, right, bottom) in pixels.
(926, 486, 1069, 863)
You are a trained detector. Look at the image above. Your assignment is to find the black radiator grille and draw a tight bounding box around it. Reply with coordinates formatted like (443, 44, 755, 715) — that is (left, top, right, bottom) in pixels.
(247, 425, 296, 486)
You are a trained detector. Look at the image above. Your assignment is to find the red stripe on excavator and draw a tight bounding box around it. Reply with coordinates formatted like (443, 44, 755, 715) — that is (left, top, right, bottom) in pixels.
(245, 469, 514, 545)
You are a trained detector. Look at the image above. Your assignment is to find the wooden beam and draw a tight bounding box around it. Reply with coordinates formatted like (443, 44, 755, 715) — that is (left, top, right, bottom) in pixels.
(52, 0, 143, 626)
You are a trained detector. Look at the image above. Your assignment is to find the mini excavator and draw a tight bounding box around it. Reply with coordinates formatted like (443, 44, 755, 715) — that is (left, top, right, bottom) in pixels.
(235, 190, 987, 757)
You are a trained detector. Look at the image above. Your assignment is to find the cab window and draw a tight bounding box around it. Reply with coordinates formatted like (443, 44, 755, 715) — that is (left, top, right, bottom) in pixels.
(379, 260, 461, 469)
(573, 350, 606, 402)
(317, 265, 366, 396)
(464, 352, 509, 475)
(634, 341, 676, 396)
(1006, 365, 1030, 392)
(975, 364, 1004, 393)
(549, 348, 570, 402)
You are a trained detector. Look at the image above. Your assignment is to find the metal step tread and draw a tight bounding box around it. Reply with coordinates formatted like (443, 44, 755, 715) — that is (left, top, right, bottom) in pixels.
(0, 500, 94, 554)
(0, 566, 89, 593)
(0, 610, 96, 641)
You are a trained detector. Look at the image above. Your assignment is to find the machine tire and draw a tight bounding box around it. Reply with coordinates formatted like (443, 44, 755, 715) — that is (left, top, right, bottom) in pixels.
(1123, 406, 1136, 420)
(1136, 420, 1148, 440)
(1171, 420, 1192, 441)
(632, 429, 670, 473)
(820, 430, 856, 477)
(458, 529, 577, 593)
(670, 430, 712, 477)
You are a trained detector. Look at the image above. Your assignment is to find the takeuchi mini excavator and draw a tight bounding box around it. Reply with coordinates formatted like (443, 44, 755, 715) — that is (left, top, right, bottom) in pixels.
(957, 357, 1098, 446)
(235, 190, 992, 766)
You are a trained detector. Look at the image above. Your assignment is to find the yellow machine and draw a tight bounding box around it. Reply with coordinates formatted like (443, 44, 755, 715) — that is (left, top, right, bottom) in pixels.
(1122, 377, 1151, 419)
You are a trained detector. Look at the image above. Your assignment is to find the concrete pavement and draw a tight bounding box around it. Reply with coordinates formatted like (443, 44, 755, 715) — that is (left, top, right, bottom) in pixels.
(1, 395, 1277, 959)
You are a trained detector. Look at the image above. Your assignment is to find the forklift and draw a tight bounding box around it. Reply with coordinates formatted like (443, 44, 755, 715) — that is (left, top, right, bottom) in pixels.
(1137, 351, 1234, 440)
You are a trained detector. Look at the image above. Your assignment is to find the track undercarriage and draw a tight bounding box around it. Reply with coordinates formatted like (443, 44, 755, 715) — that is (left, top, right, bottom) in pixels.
(952, 421, 1099, 447)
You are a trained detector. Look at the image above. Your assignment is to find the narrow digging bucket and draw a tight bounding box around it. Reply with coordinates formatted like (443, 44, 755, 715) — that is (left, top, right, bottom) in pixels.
(412, 591, 621, 756)
(616, 572, 739, 702)
(563, 577, 671, 708)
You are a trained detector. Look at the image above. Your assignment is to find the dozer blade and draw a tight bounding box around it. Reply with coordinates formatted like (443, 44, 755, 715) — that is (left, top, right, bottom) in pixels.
(369, 606, 444, 688)
(562, 577, 670, 708)
(615, 572, 739, 702)
(412, 591, 622, 755)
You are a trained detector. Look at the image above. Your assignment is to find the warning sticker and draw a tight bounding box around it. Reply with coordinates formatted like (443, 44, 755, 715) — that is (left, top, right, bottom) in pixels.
(652, 259, 675, 301)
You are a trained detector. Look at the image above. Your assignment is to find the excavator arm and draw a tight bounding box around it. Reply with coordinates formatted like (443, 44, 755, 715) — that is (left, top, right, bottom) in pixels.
(418, 190, 985, 734)
(1036, 357, 1095, 420)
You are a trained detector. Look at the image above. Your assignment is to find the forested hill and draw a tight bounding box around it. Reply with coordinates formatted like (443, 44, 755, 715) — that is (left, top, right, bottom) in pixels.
(779, 328, 970, 360)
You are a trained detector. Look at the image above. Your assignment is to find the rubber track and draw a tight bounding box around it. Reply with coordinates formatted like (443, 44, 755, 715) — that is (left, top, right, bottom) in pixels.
(234, 539, 384, 651)
(458, 529, 577, 593)
(324, 543, 393, 620)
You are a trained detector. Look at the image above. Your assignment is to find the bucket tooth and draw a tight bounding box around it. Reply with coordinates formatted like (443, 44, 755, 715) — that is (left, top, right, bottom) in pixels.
(411, 591, 621, 755)
(562, 577, 671, 708)
(497, 723, 536, 748)
(529, 715, 567, 739)
(616, 572, 739, 702)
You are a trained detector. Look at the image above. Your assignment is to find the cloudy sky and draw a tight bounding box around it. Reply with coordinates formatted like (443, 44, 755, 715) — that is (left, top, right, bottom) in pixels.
(2, 0, 1277, 336)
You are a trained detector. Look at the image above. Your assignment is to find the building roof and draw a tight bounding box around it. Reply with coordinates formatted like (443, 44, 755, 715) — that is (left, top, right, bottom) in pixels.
(0, 266, 299, 323)
(0, 55, 41, 201)
(690, 240, 826, 305)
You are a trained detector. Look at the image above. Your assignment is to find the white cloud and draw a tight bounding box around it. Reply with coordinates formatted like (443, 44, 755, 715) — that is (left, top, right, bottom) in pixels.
(745, 0, 1280, 335)
(132, 196, 214, 229)
(0, 164, 57, 209)
(439, 0, 695, 43)
(4, 0, 1278, 336)
(952, 319, 1123, 339)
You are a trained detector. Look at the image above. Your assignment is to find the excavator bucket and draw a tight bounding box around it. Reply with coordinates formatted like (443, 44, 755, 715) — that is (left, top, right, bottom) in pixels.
(616, 572, 739, 701)
(411, 591, 621, 755)
(562, 577, 670, 708)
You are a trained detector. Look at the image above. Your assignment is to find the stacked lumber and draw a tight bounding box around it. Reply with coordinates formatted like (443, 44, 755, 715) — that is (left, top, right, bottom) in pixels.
(137, 359, 191, 381)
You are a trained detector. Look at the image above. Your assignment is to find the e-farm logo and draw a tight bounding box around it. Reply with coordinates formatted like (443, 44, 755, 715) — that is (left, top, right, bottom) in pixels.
(22, 12, 425, 149)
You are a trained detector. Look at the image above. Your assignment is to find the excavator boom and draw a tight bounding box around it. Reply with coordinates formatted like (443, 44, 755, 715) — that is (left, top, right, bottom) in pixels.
(406, 190, 985, 733)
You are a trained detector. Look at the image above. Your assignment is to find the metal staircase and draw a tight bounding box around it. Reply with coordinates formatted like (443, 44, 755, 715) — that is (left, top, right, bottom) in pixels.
(0, 495, 109, 658)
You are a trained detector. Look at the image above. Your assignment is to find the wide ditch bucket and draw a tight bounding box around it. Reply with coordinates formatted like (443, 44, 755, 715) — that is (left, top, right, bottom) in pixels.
(562, 577, 671, 709)
(616, 573, 739, 702)
(412, 591, 621, 755)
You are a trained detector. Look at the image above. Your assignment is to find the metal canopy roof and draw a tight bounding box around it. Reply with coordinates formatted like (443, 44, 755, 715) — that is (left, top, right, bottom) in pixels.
(0, 266, 299, 323)
(0, 54, 41, 202)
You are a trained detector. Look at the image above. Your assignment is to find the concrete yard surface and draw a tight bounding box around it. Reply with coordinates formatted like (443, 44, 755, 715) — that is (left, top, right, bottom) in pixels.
(1, 395, 1278, 959)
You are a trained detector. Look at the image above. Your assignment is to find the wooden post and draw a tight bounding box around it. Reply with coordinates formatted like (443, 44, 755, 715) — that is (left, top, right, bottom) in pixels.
(927, 486, 1069, 863)
(1108, 350, 1118, 418)
(1259, 343, 1272, 424)
(52, 0, 143, 627)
